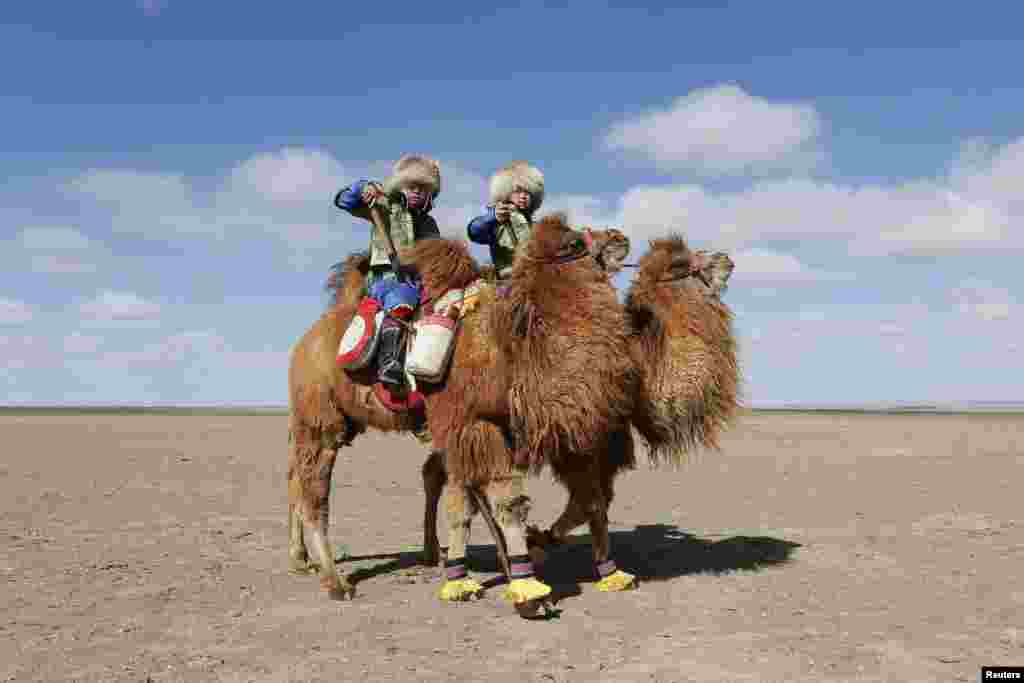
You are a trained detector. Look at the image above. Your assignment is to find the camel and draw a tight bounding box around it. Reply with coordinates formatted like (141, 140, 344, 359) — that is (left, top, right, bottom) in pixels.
(287, 214, 638, 608)
(416, 230, 740, 596)
(522, 234, 739, 583)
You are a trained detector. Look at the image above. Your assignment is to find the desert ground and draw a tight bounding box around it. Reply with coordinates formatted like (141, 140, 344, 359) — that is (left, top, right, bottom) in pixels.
(2, 409, 1022, 682)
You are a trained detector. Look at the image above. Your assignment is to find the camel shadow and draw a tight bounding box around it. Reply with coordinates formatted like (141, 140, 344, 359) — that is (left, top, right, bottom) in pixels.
(333, 524, 801, 602)
(535, 523, 802, 588)
(334, 549, 433, 585)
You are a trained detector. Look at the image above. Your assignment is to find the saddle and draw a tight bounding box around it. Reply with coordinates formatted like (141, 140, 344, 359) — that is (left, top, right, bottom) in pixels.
(335, 279, 489, 416)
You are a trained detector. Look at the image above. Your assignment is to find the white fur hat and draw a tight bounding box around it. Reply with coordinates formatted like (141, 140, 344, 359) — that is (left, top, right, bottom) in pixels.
(488, 160, 544, 212)
(382, 154, 442, 197)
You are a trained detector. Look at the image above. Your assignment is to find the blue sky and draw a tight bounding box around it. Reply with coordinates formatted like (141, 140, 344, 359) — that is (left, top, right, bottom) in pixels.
(2, 2, 1022, 406)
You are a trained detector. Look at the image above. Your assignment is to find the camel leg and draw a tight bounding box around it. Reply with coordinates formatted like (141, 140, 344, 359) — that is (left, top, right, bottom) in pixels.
(288, 426, 355, 600)
(421, 449, 446, 566)
(589, 436, 637, 593)
(437, 481, 483, 601)
(483, 474, 552, 612)
(287, 501, 316, 574)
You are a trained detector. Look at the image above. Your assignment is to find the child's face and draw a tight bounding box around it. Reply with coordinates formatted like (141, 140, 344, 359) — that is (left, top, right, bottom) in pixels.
(403, 183, 430, 209)
(509, 189, 531, 211)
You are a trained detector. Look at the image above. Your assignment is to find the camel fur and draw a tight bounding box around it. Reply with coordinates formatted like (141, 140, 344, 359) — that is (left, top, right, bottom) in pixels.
(286, 214, 637, 608)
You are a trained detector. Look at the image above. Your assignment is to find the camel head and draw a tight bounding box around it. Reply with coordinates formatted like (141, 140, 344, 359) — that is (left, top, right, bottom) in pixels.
(513, 213, 600, 277)
(632, 235, 734, 301)
(624, 233, 740, 465)
(580, 227, 631, 275)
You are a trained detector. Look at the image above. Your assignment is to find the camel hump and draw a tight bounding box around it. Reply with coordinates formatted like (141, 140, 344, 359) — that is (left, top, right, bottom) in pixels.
(400, 238, 481, 297)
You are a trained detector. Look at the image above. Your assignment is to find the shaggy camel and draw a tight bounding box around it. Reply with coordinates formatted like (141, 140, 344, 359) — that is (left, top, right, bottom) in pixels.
(523, 234, 738, 581)
(287, 214, 637, 607)
(417, 231, 740, 595)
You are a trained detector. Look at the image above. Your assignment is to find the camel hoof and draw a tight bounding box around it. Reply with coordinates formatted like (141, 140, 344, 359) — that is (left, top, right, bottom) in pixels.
(326, 580, 356, 601)
(595, 569, 637, 592)
(287, 559, 320, 576)
(514, 598, 546, 618)
(438, 578, 484, 602)
(503, 577, 552, 605)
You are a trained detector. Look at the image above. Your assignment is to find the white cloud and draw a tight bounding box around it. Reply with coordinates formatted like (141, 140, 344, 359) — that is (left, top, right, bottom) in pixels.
(950, 279, 1015, 322)
(0, 299, 34, 325)
(731, 249, 854, 284)
(100, 330, 226, 365)
(604, 83, 823, 176)
(0, 334, 55, 371)
(79, 291, 161, 321)
(12, 226, 107, 274)
(139, 0, 167, 17)
(225, 147, 346, 203)
(63, 332, 103, 354)
(58, 149, 492, 265)
(591, 134, 1024, 256)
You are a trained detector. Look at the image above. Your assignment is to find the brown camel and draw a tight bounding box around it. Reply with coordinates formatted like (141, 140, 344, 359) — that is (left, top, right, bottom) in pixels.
(416, 230, 740, 594)
(287, 214, 637, 608)
(523, 234, 739, 585)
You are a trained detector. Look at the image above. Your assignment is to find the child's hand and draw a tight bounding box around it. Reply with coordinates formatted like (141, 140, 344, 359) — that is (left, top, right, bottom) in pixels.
(361, 182, 385, 205)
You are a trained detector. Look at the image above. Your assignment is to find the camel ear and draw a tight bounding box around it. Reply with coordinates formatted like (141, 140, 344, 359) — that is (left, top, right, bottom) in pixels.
(703, 252, 735, 297)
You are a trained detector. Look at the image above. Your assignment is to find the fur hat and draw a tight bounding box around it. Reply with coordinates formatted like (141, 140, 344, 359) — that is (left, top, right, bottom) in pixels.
(488, 160, 545, 212)
(382, 154, 442, 198)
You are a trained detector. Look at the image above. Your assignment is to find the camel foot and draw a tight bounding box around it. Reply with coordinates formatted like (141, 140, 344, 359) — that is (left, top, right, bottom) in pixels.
(324, 577, 356, 601)
(287, 556, 320, 576)
(513, 598, 552, 619)
(595, 569, 636, 592)
(503, 577, 552, 605)
(438, 578, 484, 602)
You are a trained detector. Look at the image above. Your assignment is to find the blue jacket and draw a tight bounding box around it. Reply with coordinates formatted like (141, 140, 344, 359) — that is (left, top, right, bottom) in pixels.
(333, 179, 441, 241)
(466, 207, 536, 245)
(333, 179, 370, 213)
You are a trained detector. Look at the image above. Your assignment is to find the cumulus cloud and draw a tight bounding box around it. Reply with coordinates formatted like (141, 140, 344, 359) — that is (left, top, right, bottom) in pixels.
(100, 330, 226, 365)
(63, 332, 103, 354)
(576, 134, 1024, 258)
(11, 226, 108, 274)
(950, 278, 1015, 322)
(731, 249, 854, 284)
(604, 84, 824, 176)
(79, 291, 161, 321)
(225, 147, 346, 203)
(58, 148, 491, 265)
(0, 299, 34, 325)
(139, 0, 167, 17)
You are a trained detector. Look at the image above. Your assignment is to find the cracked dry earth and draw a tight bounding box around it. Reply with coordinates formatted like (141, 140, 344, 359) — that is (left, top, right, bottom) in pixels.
(2, 411, 1022, 682)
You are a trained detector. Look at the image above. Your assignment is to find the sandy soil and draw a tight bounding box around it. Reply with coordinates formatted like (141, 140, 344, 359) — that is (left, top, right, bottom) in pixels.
(2, 411, 1022, 682)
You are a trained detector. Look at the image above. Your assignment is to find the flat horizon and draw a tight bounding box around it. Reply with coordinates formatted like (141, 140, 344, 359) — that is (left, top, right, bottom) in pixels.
(3, 401, 1023, 415)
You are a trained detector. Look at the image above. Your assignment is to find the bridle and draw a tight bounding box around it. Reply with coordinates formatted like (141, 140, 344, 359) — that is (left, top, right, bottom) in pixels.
(581, 228, 711, 287)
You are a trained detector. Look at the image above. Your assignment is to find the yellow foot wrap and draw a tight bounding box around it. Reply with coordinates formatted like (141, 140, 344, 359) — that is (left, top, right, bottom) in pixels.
(503, 577, 552, 604)
(596, 569, 637, 592)
(438, 578, 484, 602)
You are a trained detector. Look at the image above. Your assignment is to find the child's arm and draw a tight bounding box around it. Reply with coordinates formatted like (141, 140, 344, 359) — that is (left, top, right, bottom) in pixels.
(466, 206, 498, 244)
(333, 179, 377, 221)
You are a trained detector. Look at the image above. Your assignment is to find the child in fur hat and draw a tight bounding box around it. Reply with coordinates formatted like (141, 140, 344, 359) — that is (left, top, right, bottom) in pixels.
(466, 160, 545, 279)
(333, 154, 442, 387)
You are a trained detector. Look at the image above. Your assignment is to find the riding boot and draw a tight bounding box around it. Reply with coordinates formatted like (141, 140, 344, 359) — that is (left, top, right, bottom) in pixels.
(376, 319, 407, 388)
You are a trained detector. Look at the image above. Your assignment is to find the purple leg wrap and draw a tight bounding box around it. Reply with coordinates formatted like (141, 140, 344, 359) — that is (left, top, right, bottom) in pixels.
(444, 559, 467, 581)
(509, 554, 534, 580)
(596, 560, 618, 578)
